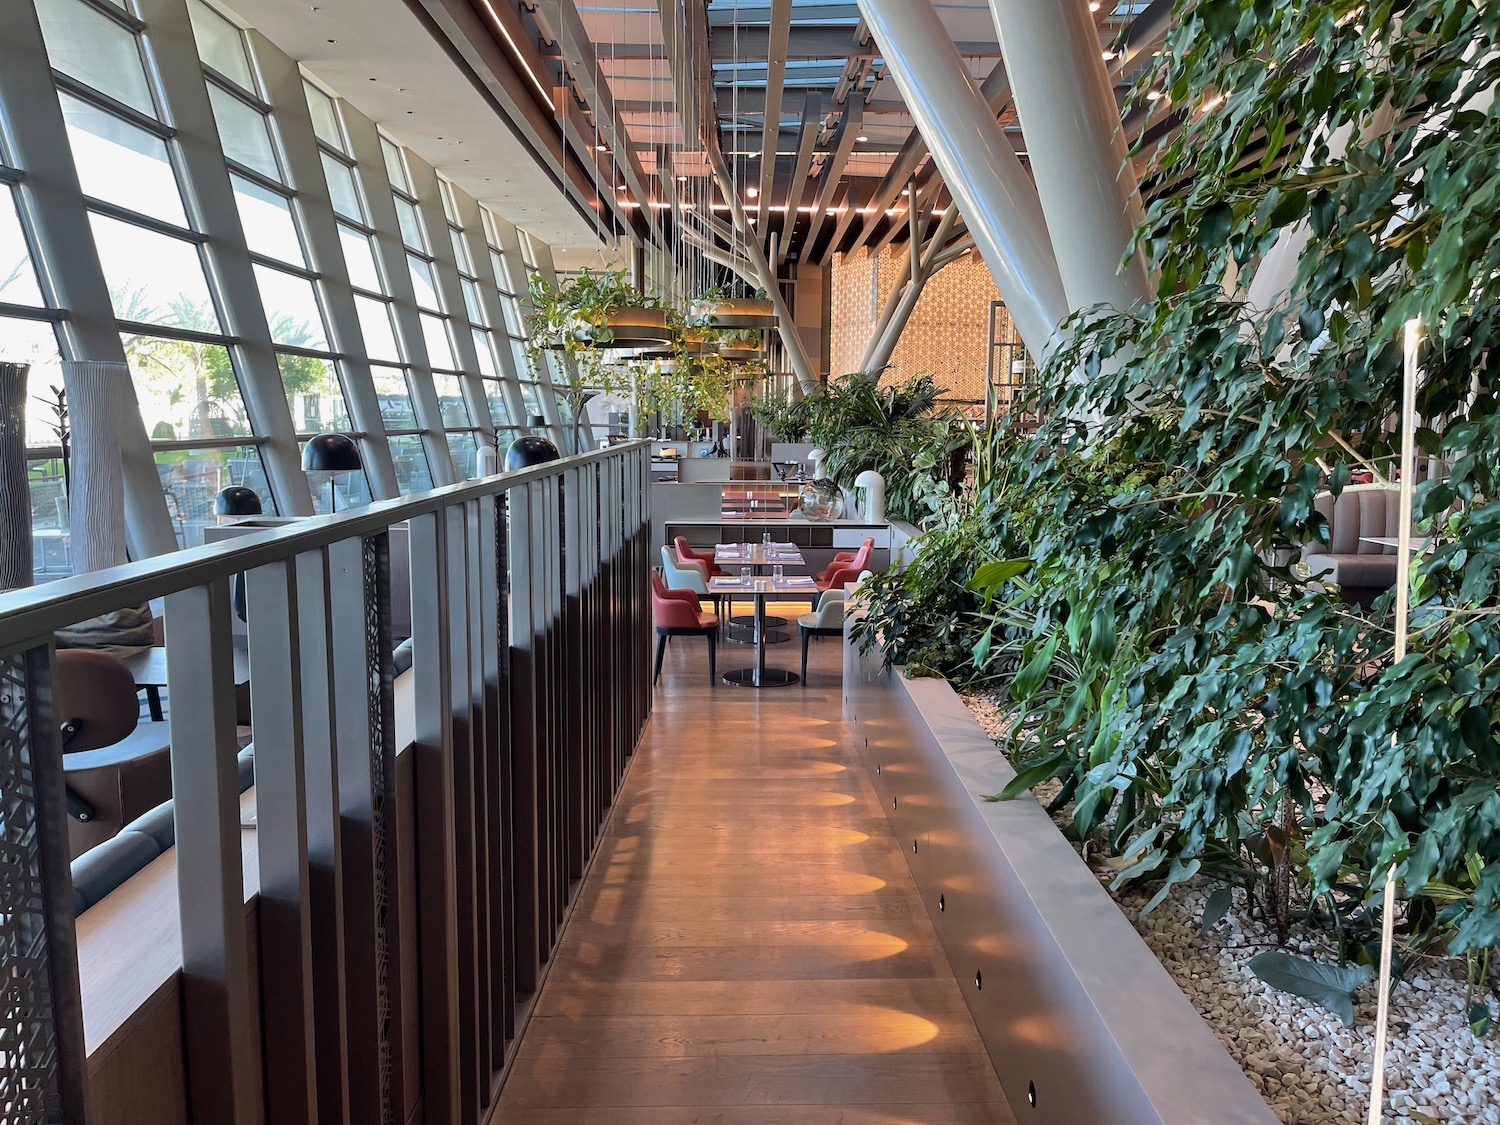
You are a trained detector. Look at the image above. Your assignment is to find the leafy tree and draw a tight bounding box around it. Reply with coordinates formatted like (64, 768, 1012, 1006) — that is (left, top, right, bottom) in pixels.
(858, 0, 1500, 988)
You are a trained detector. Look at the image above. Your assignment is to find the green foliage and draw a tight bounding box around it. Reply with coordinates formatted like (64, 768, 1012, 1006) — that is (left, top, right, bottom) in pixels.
(749, 385, 813, 442)
(524, 268, 658, 433)
(1247, 951, 1372, 1026)
(799, 373, 969, 523)
(856, 0, 1500, 1000)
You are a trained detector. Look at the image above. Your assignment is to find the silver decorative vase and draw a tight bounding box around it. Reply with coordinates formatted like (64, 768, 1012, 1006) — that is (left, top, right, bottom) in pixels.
(0, 362, 31, 591)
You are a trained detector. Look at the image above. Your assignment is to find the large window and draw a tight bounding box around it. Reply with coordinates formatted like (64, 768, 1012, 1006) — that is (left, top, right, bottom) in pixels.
(482, 210, 546, 427)
(6, 0, 563, 549)
(1, 126, 70, 582)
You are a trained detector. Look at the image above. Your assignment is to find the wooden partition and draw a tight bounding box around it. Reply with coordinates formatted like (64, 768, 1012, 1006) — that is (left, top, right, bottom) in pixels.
(0, 442, 653, 1125)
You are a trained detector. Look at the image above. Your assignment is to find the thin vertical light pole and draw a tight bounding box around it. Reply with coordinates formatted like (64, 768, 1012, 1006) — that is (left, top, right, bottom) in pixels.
(1368, 317, 1421, 1124)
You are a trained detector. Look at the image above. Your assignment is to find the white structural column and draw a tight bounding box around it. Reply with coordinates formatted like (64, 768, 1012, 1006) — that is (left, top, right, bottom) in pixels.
(854, 0, 1069, 363)
(988, 0, 1151, 316)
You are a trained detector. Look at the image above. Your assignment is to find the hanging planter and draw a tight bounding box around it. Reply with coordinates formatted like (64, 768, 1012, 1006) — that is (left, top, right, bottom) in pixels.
(719, 344, 767, 363)
(694, 297, 778, 329)
(546, 307, 672, 350)
(678, 330, 721, 358)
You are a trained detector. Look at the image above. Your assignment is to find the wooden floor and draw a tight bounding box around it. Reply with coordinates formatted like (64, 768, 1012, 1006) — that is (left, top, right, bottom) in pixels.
(495, 622, 1016, 1124)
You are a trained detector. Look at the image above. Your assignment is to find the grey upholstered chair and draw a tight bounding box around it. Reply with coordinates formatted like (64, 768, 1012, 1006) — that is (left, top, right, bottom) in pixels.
(1300, 487, 1402, 605)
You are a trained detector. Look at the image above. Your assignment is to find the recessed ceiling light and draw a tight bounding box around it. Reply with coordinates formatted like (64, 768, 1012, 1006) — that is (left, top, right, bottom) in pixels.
(1089, 1, 1101, 9)
(747, 187, 758, 197)
(857, 135, 868, 142)
(1146, 90, 1163, 101)
(1101, 50, 1116, 60)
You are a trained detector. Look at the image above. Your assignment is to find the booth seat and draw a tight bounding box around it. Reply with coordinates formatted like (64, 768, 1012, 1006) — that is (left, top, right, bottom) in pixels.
(1300, 487, 1402, 604)
(71, 746, 256, 916)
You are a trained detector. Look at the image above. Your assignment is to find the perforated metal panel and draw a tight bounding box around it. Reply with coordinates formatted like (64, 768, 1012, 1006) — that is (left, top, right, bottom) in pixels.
(0, 648, 85, 1125)
(362, 535, 397, 1125)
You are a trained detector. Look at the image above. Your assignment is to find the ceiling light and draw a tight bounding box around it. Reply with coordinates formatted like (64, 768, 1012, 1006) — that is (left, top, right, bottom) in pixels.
(1101, 50, 1116, 60)
(1146, 90, 1163, 101)
(677, 174, 688, 181)
(596, 143, 608, 152)
(747, 187, 758, 197)
(857, 135, 869, 142)
(1089, 1, 1101, 9)
(901, 188, 910, 196)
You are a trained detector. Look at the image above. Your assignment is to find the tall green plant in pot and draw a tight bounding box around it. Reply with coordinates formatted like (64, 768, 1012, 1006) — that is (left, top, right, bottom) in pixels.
(805, 373, 967, 524)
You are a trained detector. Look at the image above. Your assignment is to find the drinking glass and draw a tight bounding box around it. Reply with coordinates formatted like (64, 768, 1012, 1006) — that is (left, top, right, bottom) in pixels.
(740, 565, 751, 586)
(762, 531, 772, 549)
(773, 563, 784, 582)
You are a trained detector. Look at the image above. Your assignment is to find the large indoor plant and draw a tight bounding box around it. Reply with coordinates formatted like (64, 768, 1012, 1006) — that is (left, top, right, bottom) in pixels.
(856, 0, 1500, 1020)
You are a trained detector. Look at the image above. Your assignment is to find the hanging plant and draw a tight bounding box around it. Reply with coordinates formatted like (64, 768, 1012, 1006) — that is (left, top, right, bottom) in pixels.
(524, 268, 669, 450)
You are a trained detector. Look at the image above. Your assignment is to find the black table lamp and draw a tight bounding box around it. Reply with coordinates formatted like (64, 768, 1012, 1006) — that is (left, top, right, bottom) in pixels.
(214, 485, 262, 516)
(303, 433, 362, 512)
(506, 432, 560, 471)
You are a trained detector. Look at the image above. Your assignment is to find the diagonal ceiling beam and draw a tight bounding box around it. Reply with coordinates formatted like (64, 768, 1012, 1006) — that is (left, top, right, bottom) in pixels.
(803, 97, 861, 256)
(779, 91, 822, 267)
(815, 182, 866, 265)
(757, 0, 792, 221)
(656, 0, 697, 142)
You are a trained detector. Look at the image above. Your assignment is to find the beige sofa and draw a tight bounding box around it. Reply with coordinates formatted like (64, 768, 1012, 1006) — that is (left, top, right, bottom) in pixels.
(1300, 487, 1402, 602)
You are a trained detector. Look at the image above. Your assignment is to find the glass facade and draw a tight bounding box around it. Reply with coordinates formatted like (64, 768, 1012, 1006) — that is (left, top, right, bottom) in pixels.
(4, 0, 562, 560)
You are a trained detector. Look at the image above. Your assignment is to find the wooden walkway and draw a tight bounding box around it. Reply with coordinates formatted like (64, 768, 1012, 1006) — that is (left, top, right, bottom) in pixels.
(495, 627, 1015, 1124)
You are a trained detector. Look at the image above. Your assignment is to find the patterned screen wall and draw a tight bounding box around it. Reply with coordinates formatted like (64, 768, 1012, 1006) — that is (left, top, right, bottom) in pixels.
(829, 244, 1013, 404)
(0, 648, 86, 1125)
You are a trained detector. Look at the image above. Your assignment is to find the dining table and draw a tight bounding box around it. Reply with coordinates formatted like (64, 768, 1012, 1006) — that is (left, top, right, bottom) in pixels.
(714, 541, 807, 643)
(121, 635, 252, 721)
(708, 573, 820, 687)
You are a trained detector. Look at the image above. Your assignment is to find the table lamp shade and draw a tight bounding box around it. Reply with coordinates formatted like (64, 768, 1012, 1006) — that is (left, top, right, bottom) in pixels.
(303, 432, 361, 473)
(506, 434, 560, 471)
(215, 486, 263, 516)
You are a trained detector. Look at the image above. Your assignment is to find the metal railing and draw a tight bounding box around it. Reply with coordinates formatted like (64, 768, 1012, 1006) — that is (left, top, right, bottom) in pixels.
(0, 440, 653, 1125)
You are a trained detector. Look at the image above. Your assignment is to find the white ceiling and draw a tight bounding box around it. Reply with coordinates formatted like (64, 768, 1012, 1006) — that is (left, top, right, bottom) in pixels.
(222, 0, 604, 252)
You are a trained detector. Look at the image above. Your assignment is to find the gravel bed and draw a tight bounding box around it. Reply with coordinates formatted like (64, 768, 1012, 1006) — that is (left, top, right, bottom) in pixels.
(960, 690, 1500, 1125)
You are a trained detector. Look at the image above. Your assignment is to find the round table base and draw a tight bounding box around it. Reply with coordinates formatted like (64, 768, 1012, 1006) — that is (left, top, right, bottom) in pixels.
(724, 629, 790, 645)
(729, 614, 788, 629)
(722, 667, 800, 688)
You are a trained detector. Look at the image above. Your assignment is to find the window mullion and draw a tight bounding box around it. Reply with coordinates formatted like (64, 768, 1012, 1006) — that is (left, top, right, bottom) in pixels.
(506, 225, 568, 444)
(50, 72, 175, 138)
(403, 149, 494, 437)
(135, 0, 313, 516)
(458, 195, 528, 430)
(245, 28, 399, 499)
(81, 197, 209, 242)
(0, 1, 178, 557)
(341, 108, 455, 486)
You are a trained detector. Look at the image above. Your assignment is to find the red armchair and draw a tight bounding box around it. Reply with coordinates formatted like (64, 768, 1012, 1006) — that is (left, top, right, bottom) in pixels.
(652, 571, 719, 685)
(674, 535, 725, 579)
(816, 540, 873, 592)
(816, 537, 874, 583)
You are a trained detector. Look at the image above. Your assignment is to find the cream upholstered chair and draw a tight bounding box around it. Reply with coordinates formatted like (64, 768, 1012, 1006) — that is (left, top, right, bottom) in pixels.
(661, 545, 723, 621)
(798, 588, 847, 682)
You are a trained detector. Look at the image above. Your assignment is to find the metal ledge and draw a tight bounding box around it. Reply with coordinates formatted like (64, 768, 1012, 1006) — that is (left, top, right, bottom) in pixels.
(843, 626, 1277, 1125)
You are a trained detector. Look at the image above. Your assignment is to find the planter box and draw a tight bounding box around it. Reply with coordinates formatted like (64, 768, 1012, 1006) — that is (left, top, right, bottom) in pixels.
(842, 627, 1278, 1125)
